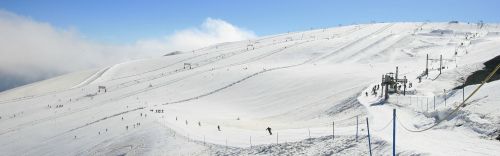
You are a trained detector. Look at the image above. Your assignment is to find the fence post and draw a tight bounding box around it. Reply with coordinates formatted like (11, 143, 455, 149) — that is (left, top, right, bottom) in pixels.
(426, 97, 429, 112)
(366, 117, 373, 156)
(356, 116, 359, 142)
(433, 96, 436, 110)
(332, 121, 335, 141)
(204, 135, 206, 145)
(277, 132, 279, 144)
(308, 128, 311, 139)
(250, 136, 252, 148)
(416, 96, 419, 110)
(393, 109, 396, 156)
(463, 84, 465, 103)
(444, 89, 447, 107)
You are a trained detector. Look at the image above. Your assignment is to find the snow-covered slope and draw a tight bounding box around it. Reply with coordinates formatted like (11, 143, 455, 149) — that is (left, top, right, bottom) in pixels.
(1, 22, 500, 156)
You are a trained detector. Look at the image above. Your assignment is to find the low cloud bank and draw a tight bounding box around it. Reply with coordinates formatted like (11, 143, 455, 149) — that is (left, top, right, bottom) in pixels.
(0, 10, 255, 91)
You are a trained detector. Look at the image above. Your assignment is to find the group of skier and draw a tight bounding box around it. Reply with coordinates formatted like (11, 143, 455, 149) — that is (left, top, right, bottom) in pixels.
(366, 84, 381, 96)
(176, 116, 273, 135)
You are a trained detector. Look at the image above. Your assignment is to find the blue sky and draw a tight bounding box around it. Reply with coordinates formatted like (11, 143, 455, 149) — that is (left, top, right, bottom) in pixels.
(1, 0, 499, 43)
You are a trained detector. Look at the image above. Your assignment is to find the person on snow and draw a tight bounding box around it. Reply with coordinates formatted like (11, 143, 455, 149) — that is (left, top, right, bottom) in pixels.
(266, 127, 273, 135)
(217, 125, 221, 131)
(365, 92, 368, 96)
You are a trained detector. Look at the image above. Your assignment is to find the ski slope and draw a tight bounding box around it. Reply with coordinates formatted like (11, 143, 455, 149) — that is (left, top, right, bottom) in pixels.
(0, 22, 500, 155)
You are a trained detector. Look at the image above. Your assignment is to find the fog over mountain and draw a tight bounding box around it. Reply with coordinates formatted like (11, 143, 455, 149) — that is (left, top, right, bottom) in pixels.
(0, 10, 255, 92)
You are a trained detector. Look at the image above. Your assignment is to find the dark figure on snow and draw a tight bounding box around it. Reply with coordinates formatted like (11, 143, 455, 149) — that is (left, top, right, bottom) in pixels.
(217, 125, 221, 131)
(198, 121, 201, 126)
(365, 92, 368, 96)
(266, 127, 272, 135)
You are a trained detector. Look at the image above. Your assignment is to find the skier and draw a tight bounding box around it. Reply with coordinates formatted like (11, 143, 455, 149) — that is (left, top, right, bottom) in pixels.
(217, 125, 221, 131)
(198, 121, 201, 126)
(266, 127, 272, 135)
(365, 92, 368, 96)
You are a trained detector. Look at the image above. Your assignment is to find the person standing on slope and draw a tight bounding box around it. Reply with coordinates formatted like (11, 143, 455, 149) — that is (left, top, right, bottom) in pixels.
(266, 127, 272, 135)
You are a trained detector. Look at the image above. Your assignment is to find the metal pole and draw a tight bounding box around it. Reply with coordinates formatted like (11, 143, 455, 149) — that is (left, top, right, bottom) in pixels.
(277, 132, 279, 144)
(366, 117, 373, 156)
(463, 83, 465, 103)
(426, 54, 429, 75)
(250, 136, 252, 148)
(381, 75, 384, 98)
(395, 66, 399, 93)
(393, 109, 396, 156)
(308, 128, 311, 139)
(440, 55, 443, 74)
(356, 116, 359, 142)
(433, 96, 436, 110)
(332, 121, 335, 141)
(444, 89, 447, 107)
(403, 76, 407, 96)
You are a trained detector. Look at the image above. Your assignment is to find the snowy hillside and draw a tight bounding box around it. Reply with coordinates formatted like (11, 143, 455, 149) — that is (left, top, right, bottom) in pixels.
(1, 22, 500, 155)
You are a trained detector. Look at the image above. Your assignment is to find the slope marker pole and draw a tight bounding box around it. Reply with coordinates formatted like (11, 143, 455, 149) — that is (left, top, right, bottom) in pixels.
(332, 121, 335, 142)
(434, 96, 436, 110)
(277, 132, 279, 144)
(366, 117, 372, 156)
(308, 128, 311, 139)
(392, 109, 396, 156)
(356, 116, 359, 142)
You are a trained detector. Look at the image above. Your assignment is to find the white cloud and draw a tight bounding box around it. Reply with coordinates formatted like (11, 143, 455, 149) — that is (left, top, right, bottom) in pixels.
(0, 10, 255, 90)
(136, 18, 256, 52)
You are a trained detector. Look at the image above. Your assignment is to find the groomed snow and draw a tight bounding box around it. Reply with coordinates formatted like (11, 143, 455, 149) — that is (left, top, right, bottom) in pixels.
(0, 22, 499, 155)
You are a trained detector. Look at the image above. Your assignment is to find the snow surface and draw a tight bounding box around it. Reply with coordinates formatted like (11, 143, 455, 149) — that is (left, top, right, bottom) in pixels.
(1, 22, 500, 155)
